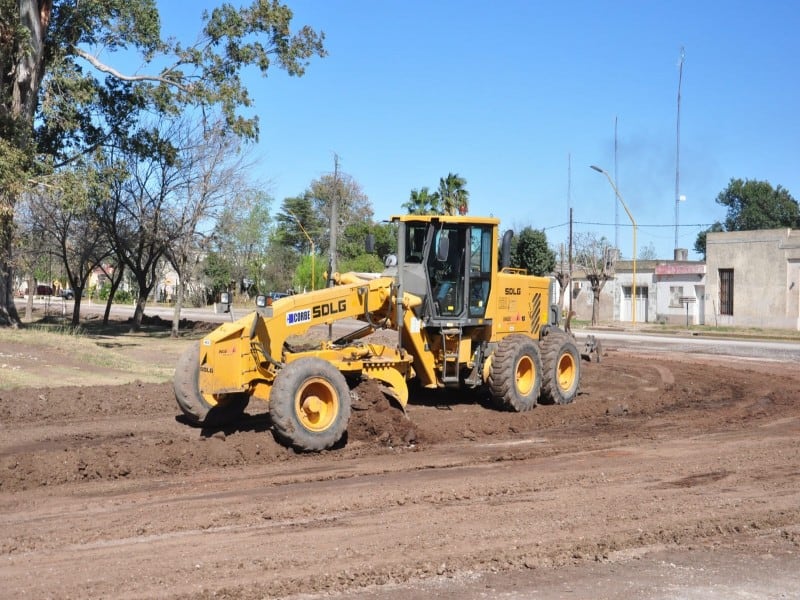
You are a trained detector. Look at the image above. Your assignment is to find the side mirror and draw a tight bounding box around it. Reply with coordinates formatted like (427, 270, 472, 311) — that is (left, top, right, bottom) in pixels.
(436, 234, 450, 262)
(500, 230, 513, 269)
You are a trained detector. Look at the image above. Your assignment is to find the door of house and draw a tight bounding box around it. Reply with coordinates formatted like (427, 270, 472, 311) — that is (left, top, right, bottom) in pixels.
(695, 285, 705, 326)
(621, 286, 648, 323)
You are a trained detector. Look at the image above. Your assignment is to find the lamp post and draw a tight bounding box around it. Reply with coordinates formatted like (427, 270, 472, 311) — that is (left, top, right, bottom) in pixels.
(590, 165, 637, 327)
(288, 211, 315, 291)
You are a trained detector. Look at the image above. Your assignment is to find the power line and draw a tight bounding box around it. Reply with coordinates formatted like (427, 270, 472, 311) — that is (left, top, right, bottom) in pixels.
(542, 221, 716, 231)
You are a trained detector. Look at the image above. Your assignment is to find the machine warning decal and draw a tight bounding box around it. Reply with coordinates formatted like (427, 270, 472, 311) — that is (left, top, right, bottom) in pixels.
(286, 309, 312, 326)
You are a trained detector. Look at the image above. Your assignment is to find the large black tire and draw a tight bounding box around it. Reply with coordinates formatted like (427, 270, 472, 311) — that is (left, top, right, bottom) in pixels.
(540, 332, 581, 405)
(488, 334, 543, 412)
(269, 357, 352, 451)
(173, 344, 249, 426)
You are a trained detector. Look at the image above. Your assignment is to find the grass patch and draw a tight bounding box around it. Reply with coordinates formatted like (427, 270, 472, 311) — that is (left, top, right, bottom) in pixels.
(0, 326, 189, 389)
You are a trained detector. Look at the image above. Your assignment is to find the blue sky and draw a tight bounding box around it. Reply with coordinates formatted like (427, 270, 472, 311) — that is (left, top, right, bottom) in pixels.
(158, 0, 799, 260)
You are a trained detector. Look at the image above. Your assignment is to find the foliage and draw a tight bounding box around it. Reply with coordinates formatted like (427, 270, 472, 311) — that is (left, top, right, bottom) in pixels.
(511, 227, 555, 276)
(202, 251, 234, 295)
(694, 179, 798, 259)
(273, 195, 322, 254)
(718, 178, 799, 231)
(292, 253, 326, 292)
(97, 282, 133, 303)
(211, 188, 273, 293)
(339, 254, 385, 274)
(693, 221, 724, 260)
(0, 0, 326, 326)
(370, 222, 398, 262)
(402, 187, 440, 215)
(306, 170, 372, 257)
(438, 173, 469, 216)
(405, 174, 469, 216)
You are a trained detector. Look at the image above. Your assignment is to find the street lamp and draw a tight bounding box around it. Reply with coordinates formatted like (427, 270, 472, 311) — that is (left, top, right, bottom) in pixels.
(287, 211, 315, 291)
(590, 165, 638, 327)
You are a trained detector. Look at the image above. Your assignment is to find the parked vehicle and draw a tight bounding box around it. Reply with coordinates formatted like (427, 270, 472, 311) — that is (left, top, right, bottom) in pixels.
(264, 291, 290, 306)
(60, 289, 75, 300)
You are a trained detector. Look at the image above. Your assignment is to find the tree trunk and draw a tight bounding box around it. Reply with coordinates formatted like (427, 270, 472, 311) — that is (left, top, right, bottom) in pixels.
(171, 279, 185, 338)
(591, 289, 601, 326)
(0, 225, 22, 326)
(102, 265, 126, 325)
(0, 1, 53, 327)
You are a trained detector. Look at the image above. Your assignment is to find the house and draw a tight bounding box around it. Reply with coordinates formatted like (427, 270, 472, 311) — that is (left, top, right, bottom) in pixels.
(567, 251, 706, 326)
(704, 228, 800, 330)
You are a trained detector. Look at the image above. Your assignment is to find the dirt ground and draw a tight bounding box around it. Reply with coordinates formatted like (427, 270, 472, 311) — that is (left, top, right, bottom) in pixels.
(1, 322, 799, 599)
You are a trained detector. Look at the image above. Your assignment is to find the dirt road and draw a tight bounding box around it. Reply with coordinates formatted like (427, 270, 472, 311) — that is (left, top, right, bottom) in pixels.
(1, 340, 799, 599)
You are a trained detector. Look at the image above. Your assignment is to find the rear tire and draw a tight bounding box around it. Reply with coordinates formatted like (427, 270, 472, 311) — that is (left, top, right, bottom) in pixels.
(269, 357, 352, 451)
(540, 332, 581, 405)
(488, 334, 543, 412)
(173, 344, 249, 426)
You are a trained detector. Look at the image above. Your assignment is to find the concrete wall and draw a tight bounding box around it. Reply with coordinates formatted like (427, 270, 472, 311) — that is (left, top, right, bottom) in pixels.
(705, 229, 800, 330)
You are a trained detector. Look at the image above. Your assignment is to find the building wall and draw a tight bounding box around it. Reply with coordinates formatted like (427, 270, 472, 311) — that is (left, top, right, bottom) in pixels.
(705, 229, 800, 330)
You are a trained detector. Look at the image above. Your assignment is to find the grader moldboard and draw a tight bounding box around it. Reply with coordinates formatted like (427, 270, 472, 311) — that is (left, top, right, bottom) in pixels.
(174, 214, 591, 451)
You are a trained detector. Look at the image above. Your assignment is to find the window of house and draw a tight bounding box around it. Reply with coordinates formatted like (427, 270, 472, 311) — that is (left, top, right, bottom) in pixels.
(719, 268, 734, 315)
(669, 286, 683, 308)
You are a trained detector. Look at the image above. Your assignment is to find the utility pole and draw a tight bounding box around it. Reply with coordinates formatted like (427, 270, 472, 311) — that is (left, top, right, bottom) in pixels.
(328, 153, 340, 286)
(614, 116, 619, 252)
(567, 207, 573, 333)
(674, 47, 685, 251)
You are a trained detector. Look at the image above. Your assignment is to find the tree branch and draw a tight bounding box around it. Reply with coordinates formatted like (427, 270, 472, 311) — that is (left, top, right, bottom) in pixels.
(72, 47, 190, 92)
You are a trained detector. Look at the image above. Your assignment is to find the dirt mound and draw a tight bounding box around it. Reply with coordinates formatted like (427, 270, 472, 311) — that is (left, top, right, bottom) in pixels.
(349, 378, 418, 447)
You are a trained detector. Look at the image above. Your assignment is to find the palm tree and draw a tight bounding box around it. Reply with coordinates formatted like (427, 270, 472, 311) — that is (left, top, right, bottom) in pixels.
(437, 173, 469, 216)
(402, 187, 441, 215)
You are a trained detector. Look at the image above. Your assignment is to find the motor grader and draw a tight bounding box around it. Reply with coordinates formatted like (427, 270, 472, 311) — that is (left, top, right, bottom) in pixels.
(174, 214, 582, 451)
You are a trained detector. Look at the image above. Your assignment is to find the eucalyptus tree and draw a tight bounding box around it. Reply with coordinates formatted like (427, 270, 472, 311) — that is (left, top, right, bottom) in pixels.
(0, 0, 326, 326)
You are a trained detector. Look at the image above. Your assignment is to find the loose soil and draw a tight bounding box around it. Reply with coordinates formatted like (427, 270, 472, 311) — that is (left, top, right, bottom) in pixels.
(1, 321, 799, 599)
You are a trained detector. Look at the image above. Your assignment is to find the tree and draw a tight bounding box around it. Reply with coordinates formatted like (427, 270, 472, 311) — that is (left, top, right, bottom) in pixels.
(22, 164, 112, 325)
(402, 187, 440, 215)
(694, 179, 799, 258)
(437, 172, 469, 216)
(639, 242, 657, 261)
(0, 0, 325, 326)
(306, 170, 372, 268)
(210, 188, 273, 299)
(694, 221, 724, 259)
(574, 232, 614, 326)
(511, 227, 555, 276)
(165, 122, 249, 337)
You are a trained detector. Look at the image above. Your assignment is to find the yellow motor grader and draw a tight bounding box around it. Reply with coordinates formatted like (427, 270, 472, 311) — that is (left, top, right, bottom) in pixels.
(174, 214, 583, 451)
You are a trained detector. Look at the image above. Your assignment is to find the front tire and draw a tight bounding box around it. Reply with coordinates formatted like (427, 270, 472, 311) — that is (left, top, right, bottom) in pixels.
(540, 332, 581, 405)
(488, 334, 543, 411)
(173, 344, 249, 426)
(269, 358, 352, 451)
